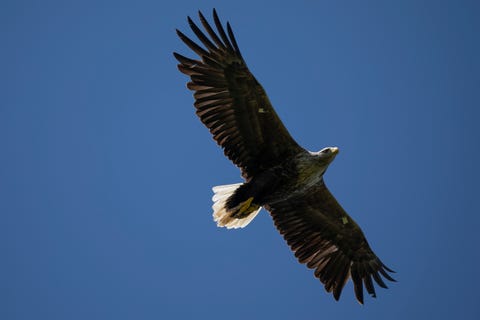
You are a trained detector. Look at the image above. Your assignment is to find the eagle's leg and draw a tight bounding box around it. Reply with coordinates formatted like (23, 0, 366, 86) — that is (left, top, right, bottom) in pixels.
(225, 180, 260, 212)
(231, 196, 260, 218)
(212, 168, 283, 228)
(211, 183, 262, 229)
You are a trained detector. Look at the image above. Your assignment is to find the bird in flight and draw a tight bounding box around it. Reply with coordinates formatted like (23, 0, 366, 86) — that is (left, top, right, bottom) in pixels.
(174, 9, 395, 304)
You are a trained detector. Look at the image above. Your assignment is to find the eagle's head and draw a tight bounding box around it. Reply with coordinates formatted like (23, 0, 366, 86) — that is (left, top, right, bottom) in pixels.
(316, 147, 339, 165)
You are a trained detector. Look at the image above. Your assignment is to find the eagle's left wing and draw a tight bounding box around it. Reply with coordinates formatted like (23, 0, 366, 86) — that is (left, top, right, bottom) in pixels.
(174, 10, 303, 180)
(265, 180, 395, 304)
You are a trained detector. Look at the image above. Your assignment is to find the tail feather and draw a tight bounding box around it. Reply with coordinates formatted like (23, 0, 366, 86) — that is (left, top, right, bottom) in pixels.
(212, 183, 261, 229)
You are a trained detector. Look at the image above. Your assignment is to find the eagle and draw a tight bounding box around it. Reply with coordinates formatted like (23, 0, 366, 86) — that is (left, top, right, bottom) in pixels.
(174, 9, 395, 304)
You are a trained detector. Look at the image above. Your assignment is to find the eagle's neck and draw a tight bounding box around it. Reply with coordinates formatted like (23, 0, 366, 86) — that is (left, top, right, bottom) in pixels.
(294, 151, 331, 189)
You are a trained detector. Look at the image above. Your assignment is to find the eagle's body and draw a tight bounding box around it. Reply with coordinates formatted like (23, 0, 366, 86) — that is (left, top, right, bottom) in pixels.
(174, 9, 395, 304)
(214, 149, 331, 227)
(225, 150, 332, 212)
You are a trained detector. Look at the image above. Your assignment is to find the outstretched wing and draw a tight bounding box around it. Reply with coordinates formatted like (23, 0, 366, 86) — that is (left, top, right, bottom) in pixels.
(265, 181, 395, 304)
(174, 9, 303, 180)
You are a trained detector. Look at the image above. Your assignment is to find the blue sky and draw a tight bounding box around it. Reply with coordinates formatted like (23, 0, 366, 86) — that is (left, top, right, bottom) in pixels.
(2, 0, 480, 319)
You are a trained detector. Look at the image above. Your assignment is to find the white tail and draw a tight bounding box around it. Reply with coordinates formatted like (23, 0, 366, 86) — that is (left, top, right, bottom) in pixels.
(212, 183, 262, 229)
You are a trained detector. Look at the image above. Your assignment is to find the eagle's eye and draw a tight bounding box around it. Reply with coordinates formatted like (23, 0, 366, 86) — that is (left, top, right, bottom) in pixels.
(321, 149, 330, 154)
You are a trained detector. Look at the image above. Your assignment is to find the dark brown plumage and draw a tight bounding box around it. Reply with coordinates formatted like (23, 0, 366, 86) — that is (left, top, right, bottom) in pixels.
(265, 181, 395, 303)
(174, 9, 395, 304)
(174, 10, 302, 180)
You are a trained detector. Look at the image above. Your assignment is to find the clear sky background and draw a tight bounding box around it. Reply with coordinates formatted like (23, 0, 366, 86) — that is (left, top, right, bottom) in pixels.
(2, 1, 480, 319)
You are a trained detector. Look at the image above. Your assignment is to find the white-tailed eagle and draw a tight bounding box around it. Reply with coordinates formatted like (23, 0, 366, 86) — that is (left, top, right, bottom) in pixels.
(174, 9, 395, 304)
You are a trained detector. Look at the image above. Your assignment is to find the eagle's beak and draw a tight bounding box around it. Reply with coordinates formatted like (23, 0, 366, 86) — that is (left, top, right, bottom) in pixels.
(331, 147, 339, 155)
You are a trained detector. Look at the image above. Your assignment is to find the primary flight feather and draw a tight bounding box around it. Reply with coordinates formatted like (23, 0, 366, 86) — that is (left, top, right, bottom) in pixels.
(174, 9, 395, 304)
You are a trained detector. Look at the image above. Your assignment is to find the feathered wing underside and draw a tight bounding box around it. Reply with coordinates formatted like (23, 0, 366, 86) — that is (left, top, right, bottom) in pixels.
(265, 181, 395, 304)
(174, 9, 303, 179)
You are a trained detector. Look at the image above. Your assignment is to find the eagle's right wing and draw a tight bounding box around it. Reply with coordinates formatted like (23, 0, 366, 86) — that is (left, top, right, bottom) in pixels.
(174, 10, 303, 180)
(265, 180, 395, 304)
